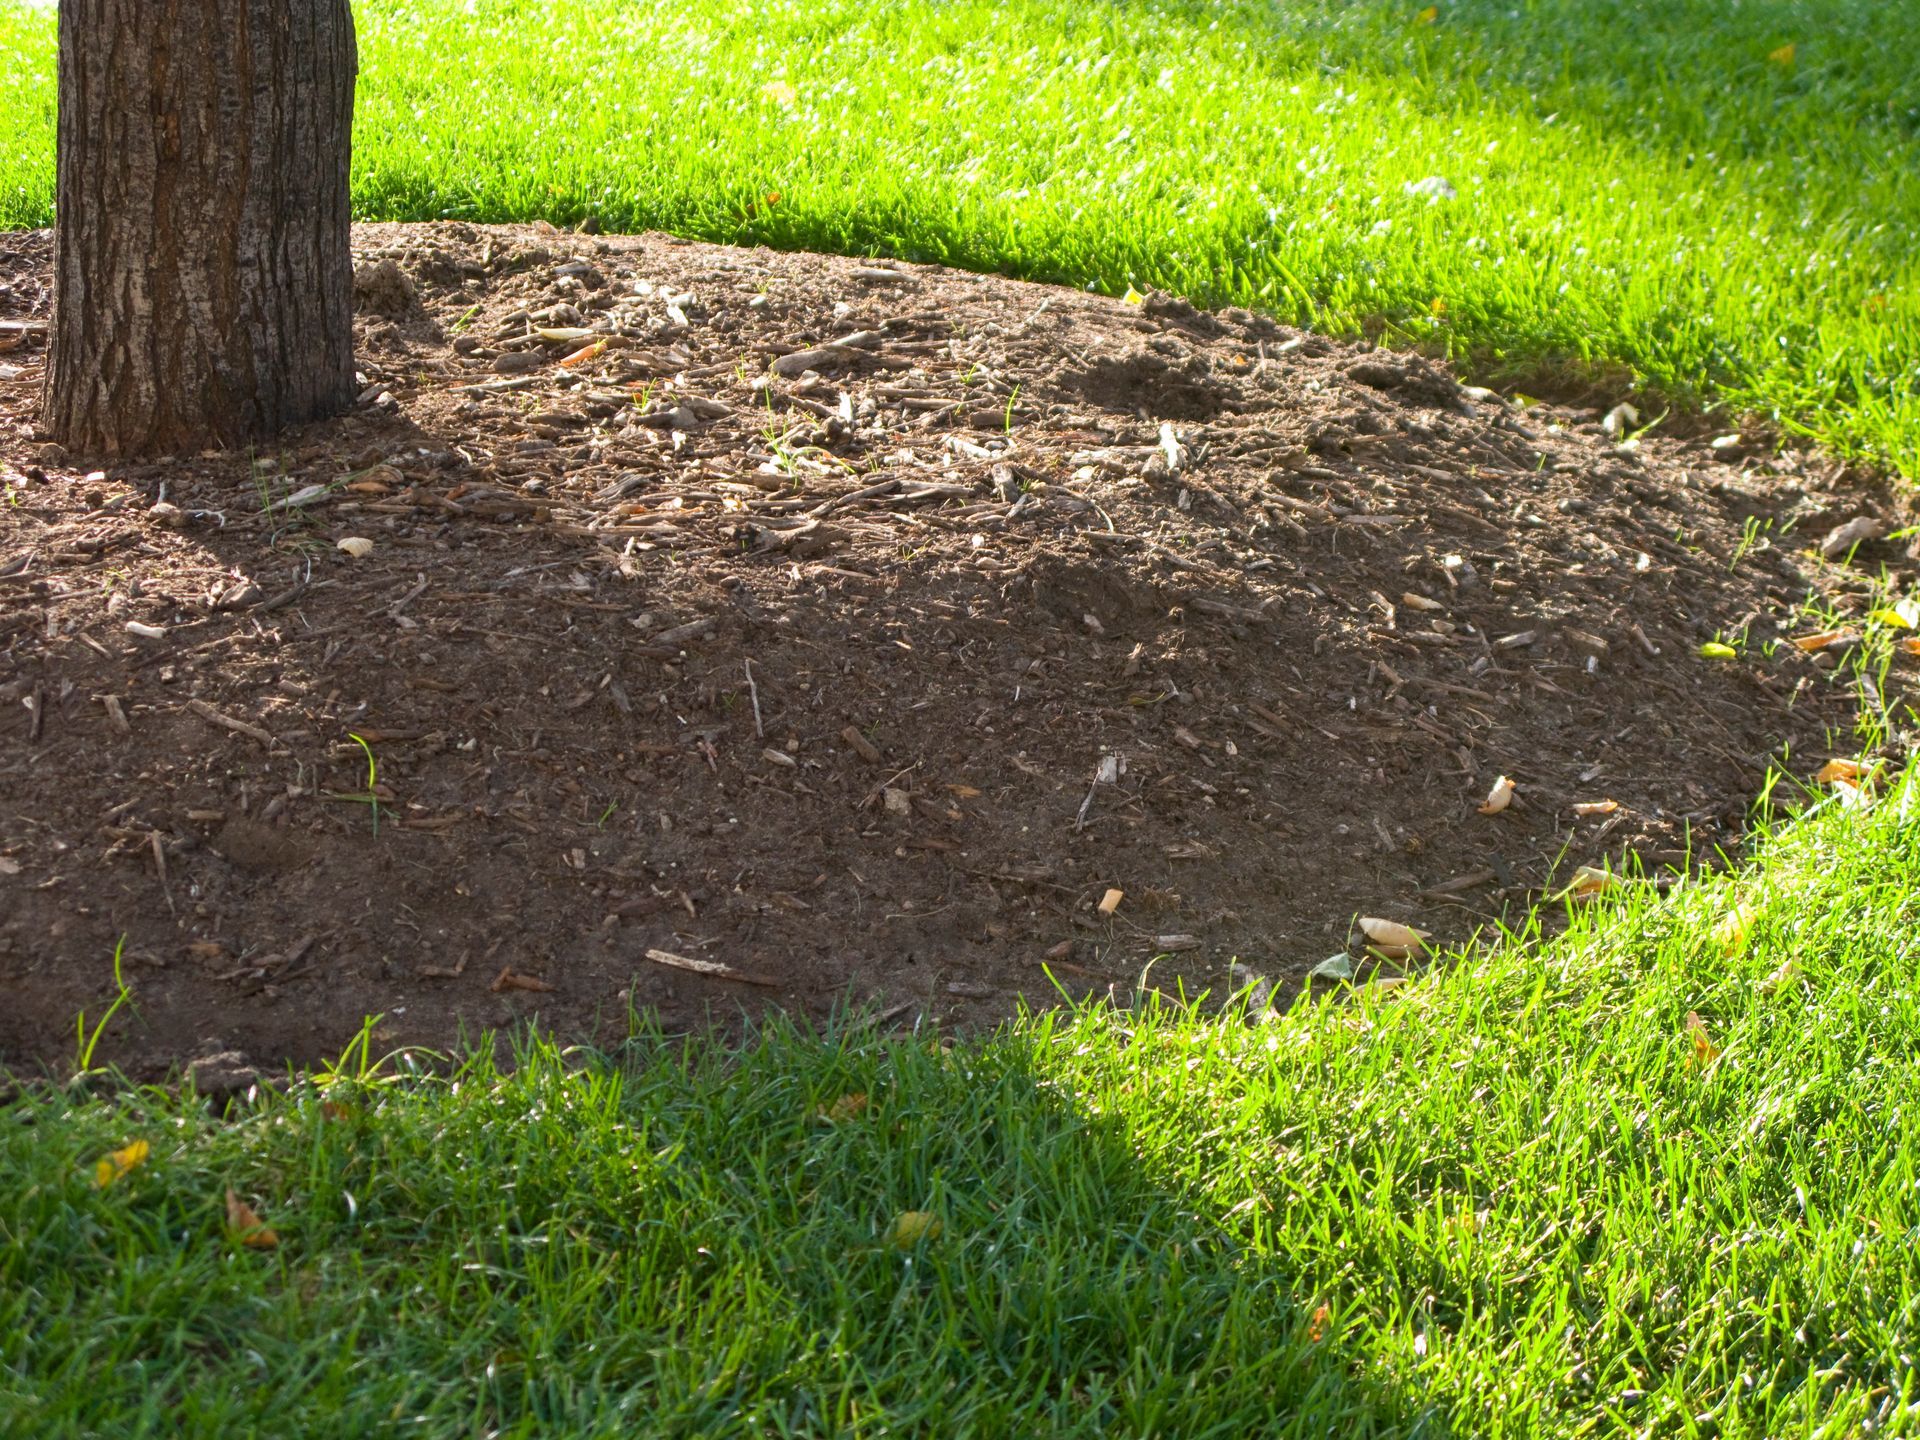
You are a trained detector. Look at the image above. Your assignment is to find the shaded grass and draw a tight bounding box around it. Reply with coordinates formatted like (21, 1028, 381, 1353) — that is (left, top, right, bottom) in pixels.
(1, 0, 1918, 472)
(7, 776, 1920, 1436)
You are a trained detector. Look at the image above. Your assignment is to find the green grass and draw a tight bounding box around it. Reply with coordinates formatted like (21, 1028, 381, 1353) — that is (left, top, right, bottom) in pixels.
(8, 776, 1920, 1436)
(2, 0, 1918, 472)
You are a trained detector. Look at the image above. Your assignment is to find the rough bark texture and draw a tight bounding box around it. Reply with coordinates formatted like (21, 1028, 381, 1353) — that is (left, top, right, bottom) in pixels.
(44, 0, 358, 457)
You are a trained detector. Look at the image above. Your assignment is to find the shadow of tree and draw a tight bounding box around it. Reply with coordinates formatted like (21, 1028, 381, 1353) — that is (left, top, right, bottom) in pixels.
(0, 1009, 1459, 1434)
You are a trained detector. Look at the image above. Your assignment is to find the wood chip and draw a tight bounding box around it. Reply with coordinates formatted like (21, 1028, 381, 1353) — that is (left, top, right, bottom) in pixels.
(840, 725, 882, 763)
(489, 966, 554, 993)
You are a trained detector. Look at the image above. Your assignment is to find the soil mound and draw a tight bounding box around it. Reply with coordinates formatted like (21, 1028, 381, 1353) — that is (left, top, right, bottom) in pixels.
(0, 223, 1910, 1076)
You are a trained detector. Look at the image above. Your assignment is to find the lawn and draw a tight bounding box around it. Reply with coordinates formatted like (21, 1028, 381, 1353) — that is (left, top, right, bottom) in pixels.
(5, 782, 1918, 1437)
(7, 3, 1920, 1433)
(1, 0, 1918, 473)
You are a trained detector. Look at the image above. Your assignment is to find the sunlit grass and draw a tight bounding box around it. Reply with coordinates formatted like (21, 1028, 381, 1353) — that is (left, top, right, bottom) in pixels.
(7, 779, 1920, 1436)
(1, 0, 1917, 472)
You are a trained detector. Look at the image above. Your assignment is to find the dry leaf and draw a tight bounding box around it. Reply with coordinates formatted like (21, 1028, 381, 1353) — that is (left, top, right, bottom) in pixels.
(1758, 957, 1800, 995)
(1571, 799, 1619, 817)
(1415, 5, 1438, 22)
(1832, 777, 1872, 810)
(886, 1210, 943, 1248)
(1792, 630, 1853, 652)
(1098, 888, 1124, 916)
(1903, 638, 1920, 658)
(1816, 758, 1863, 784)
(1712, 902, 1755, 955)
(1767, 42, 1796, 65)
(92, 1139, 150, 1189)
(817, 1092, 869, 1122)
(1477, 775, 1515, 816)
(1821, 515, 1886, 558)
(335, 536, 374, 558)
(1557, 865, 1619, 901)
(944, 783, 984, 799)
(1122, 287, 1145, 306)
(1358, 917, 1429, 958)
(559, 339, 609, 368)
(535, 326, 595, 345)
(1870, 599, 1920, 630)
(1400, 592, 1443, 612)
(1306, 1302, 1332, 1342)
(225, 1187, 280, 1248)
(1685, 1011, 1721, 1070)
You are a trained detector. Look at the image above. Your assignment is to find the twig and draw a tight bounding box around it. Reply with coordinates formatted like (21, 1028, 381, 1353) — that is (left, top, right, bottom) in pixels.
(643, 947, 779, 987)
(186, 699, 276, 747)
(149, 830, 176, 915)
(744, 659, 763, 739)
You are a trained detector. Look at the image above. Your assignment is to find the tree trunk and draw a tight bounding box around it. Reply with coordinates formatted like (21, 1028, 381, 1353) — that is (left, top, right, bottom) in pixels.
(43, 0, 358, 458)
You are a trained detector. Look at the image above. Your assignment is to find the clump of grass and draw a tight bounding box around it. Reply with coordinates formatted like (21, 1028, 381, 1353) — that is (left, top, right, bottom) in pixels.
(7, 776, 1920, 1435)
(2, 0, 1918, 472)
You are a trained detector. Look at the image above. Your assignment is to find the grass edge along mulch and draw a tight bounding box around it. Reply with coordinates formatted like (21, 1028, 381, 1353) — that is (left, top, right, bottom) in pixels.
(5, 768, 1919, 1438)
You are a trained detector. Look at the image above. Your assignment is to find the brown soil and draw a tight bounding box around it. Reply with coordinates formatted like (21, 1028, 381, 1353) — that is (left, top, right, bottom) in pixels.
(0, 222, 1911, 1080)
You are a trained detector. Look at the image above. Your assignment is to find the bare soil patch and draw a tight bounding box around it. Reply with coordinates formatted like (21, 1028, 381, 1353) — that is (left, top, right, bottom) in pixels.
(0, 223, 1909, 1078)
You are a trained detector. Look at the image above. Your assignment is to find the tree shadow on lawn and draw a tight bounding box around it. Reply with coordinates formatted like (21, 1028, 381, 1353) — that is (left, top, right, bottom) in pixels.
(1, 1010, 1463, 1437)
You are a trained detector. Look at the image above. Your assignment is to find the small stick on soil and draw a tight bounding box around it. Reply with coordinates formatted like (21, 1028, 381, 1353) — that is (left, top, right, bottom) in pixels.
(744, 659, 763, 739)
(186, 699, 276, 747)
(419, 950, 469, 980)
(642, 947, 779, 987)
(149, 830, 175, 916)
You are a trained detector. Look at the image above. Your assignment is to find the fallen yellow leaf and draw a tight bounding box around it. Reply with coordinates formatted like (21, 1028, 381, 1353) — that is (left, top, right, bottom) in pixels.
(1685, 1011, 1722, 1070)
(1358, 917, 1429, 958)
(1816, 758, 1863, 784)
(1767, 42, 1796, 65)
(92, 1139, 150, 1189)
(1122, 286, 1145, 306)
(1415, 5, 1439, 23)
(886, 1210, 943, 1248)
(225, 1188, 280, 1249)
(1477, 775, 1515, 816)
(1712, 902, 1755, 955)
(559, 339, 608, 369)
(1792, 629, 1852, 652)
(816, 1092, 869, 1123)
(1557, 865, 1619, 902)
(1306, 1302, 1332, 1342)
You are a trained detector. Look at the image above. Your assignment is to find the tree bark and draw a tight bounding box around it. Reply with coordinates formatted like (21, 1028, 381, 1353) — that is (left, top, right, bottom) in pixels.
(43, 0, 358, 458)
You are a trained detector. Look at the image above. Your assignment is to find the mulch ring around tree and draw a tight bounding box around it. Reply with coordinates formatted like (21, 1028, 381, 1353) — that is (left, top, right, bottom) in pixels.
(0, 221, 1913, 1082)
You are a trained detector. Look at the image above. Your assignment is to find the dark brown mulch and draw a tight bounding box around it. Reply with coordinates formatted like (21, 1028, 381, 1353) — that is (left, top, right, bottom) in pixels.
(0, 221, 1911, 1079)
